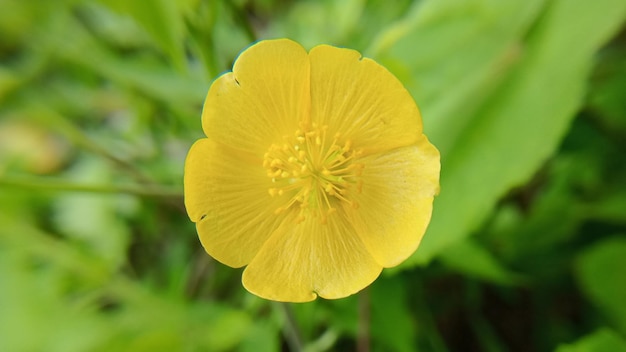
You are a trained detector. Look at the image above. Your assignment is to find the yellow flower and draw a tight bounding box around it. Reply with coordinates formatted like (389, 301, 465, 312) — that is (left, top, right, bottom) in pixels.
(184, 39, 440, 302)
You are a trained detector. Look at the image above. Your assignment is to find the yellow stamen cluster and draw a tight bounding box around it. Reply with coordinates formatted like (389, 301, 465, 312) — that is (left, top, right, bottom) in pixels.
(263, 123, 363, 224)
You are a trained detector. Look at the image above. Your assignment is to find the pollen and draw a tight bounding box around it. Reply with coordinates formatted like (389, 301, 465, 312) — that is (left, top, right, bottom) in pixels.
(263, 122, 364, 223)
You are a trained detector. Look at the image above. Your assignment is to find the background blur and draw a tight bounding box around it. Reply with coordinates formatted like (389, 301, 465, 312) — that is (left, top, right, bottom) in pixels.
(1, 0, 625, 351)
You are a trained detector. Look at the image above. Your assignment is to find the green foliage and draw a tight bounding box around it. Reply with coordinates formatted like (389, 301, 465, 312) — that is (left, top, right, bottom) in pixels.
(0, 214, 252, 352)
(438, 238, 525, 286)
(372, 0, 626, 265)
(555, 329, 626, 352)
(576, 238, 626, 334)
(1, 0, 625, 350)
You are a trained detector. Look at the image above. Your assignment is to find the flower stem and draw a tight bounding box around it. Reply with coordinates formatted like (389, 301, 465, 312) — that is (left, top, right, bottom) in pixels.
(274, 302, 304, 351)
(0, 175, 183, 198)
(357, 288, 371, 352)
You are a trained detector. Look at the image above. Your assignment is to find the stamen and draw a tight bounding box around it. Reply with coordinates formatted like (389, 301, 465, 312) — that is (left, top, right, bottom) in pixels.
(263, 124, 364, 224)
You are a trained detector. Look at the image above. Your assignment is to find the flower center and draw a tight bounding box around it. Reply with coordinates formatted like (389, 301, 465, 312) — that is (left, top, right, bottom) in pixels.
(263, 123, 363, 224)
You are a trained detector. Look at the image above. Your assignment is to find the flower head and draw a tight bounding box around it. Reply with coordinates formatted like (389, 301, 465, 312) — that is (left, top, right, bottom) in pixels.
(184, 39, 440, 302)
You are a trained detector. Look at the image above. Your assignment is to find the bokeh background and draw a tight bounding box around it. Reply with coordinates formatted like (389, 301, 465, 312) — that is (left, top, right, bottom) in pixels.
(1, 0, 625, 351)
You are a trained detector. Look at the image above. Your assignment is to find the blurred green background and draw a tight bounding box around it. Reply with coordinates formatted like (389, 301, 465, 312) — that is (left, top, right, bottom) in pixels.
(1, 0, 625, 351)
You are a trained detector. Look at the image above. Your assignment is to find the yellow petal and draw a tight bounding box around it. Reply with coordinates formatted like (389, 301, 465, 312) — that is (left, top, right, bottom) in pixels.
(184, 138, 289, 267)
(201, 39, 310, 155)
(347, 136, 440, 267)
(242, 209, 382, 302)
(308, 44, 422, 155)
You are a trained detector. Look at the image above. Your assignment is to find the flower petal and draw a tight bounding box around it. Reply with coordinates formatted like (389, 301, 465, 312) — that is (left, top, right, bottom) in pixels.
(308, 44, 422, 155)
(242, 209, 382, 302)
(184, 138, 290, 267)
(202, 39, 310, 154)
(347, 136, 440, 267)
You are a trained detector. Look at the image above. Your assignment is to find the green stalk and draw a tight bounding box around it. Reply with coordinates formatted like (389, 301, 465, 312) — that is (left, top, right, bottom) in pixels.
(0, 175, 182, 198)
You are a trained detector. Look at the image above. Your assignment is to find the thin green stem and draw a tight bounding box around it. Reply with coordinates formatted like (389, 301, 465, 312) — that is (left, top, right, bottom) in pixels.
(274, 302, 304, 352)
(0, 175, 182, 198)
(357, 288, 371, 352)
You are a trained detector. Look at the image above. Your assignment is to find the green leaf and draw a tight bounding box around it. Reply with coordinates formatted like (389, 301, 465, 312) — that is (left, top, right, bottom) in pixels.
(52, 157, 134, 270)
(588, 46, 626, 133)
(576, 237, 626, 334)
(371, 276, 416, 352)
(0, 67, 19, 102)
(30, 10, 206, 109)
(555, 329, 626, 352)
(264, 0, 366, 50)
(0, 213, 252, 352)
(0, 215, 111, 352)
(438, 238, 524, 285)
(239, 323, 281, 352)
(372, 0, 626, 265)
(98, 0, 187, 72)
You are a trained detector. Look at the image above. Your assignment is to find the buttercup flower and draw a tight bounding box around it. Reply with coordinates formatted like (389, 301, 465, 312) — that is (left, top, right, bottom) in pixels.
(184, 39, 440, 302)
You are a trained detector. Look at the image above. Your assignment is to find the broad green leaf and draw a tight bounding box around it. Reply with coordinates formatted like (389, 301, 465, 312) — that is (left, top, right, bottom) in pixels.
(555, 328, 626, 352)
(370, 0, 545, 157)
(438, 238, 524, 285)
(372, 0, 626, 265)
(576, 237, 626, 334)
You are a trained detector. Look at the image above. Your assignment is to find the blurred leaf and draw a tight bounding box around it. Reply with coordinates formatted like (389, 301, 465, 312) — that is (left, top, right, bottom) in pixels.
(0, 214, 111, 352)
(438, 238, 524, 285)
(372, 0, 544, 134)
(97, 0, 187, 72)
(31, 9, 206, 111)
(349, 0, 413, 52)
(0, 118, 69, 174)
(203, 1, 252, 77)
(373, 0, 626, 265)
(576, 236, 626, 334)
(0, 0, 54, 50)
(77, 3, 154, 50)
(0, 213, 251, 352)
(371, 276, 416, 352)
(483, 156, 585, 264)
(0, 67, 19, 101)
(293, 297, 358, 343)
(586, 189, 626, 224)
(264, 0, 366, 49)
(555, 328, 626, 352)
(53, 157, 134, 270)
(126, 293, 254, 351)
(588, 46, 626, 134)
(239, 322, 281, 352)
